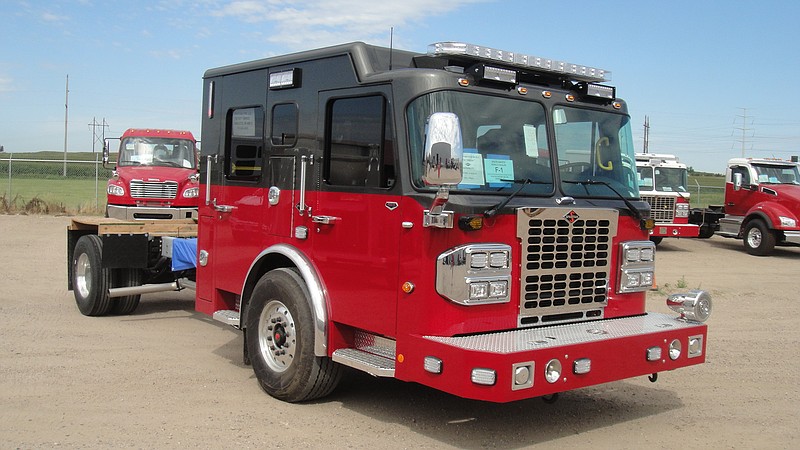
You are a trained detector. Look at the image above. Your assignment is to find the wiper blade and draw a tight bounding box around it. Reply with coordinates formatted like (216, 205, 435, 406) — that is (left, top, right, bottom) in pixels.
(483, 178, 552, 218)
(562, 179, 642, 221)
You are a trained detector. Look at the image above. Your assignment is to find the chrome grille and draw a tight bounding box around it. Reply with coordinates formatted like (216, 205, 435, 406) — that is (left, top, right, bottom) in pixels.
(641, 195, 675, 222)
(129, 180, 178, 199)
(516, 208, 619, 327)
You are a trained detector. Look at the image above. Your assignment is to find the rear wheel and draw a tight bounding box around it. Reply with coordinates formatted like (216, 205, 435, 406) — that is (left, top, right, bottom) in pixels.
(72, 235, 112, 316)
(111, 268, 142, 315)
(245, 268, 341, 402)
(744, 220, 775, 256)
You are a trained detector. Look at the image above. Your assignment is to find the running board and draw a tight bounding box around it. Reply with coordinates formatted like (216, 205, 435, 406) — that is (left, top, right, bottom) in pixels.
(212, 309, 240, 328)
(332, 348, 395, 377)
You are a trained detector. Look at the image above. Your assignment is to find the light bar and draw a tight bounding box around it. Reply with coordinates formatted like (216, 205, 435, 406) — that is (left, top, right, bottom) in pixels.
(429, 42, 611, 83)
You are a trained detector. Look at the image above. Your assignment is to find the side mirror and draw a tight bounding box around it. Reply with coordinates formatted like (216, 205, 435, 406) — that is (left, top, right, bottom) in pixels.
(422, 112, 463, 186)
(102, 139, 111, 169)
(733, 172, 742, 191)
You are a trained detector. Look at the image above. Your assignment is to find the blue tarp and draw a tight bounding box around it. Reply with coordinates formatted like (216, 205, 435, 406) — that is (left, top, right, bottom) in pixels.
(172, 238, 197, 271)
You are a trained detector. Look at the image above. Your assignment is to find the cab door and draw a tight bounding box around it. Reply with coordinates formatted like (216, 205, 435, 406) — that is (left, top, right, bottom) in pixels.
(310, 89, 402, 337)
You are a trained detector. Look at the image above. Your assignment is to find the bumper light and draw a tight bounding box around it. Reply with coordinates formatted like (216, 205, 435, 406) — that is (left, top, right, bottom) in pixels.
(544, 359, 562, 384)
(669, 339, 682, 360)
(667, 290, 712, 323)
(646, 346, 662, 361)
(688, 335, 704, 358)
(512, 362, 534, 390)
(573, 358, 591, 375)
(471, 368, 496, 386)
(424, 356, 443, 374)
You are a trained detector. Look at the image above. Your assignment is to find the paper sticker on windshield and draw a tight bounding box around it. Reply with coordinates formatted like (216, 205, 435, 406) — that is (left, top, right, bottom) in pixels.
(485, 155, 514, 187)
(459, 150, 485, 188)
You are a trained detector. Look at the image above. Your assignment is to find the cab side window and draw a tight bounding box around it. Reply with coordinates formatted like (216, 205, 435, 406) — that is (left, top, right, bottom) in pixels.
(225, 107, 264, 181)
(324, 95, 394, 188)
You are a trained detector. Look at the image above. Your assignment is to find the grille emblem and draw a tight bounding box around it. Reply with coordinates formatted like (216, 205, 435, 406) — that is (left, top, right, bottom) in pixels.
(563, 210, 580, 223)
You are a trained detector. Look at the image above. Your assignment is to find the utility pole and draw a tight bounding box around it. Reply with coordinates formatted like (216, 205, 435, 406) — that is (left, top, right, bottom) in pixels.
(734, 107, 753, 157)
(63, 75, 69, 177)
(88, 117, 109, 153)
(642, 115, 650, 154)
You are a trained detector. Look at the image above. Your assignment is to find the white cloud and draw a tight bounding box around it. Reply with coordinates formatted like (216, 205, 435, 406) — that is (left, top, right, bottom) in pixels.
(212, 0, 485, 49)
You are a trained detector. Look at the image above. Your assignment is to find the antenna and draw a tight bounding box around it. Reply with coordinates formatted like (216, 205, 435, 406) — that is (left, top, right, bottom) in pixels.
(389, 27, 393, 70)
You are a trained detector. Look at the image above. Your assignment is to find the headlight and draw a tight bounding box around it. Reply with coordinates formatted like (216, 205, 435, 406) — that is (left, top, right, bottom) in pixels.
(618, 241, 656, 293)
(183, 187, 199, 198)
(779, 216, 796, 228)
(667, 290, 712, 323)
(107, 184, 125, 196)
(675, 203, 690, 218)
(436, 244, 512, 305)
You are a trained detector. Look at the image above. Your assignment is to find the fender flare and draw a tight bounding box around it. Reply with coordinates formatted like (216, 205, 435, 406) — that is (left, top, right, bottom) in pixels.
(241, 244, 328, 357)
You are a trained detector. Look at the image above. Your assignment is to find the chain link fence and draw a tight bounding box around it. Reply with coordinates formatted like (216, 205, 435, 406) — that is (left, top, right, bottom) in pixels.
(0, 155, 114, 214)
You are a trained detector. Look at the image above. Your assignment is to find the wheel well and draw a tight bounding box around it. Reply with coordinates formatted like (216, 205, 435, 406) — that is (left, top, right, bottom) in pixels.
(743, 212, 773, 232)
(241, 253, 294, 329)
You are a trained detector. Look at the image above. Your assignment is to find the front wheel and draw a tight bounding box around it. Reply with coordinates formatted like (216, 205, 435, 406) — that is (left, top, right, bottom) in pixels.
(649, 236, 663, 246)
(72, 235, 112, 316)
(245, 268, 341, 402)
(744, 220, 775, 256)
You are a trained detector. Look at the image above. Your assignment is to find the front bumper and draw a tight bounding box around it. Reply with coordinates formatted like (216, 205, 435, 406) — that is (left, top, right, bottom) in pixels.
(399, 312, 707, 402)
(107, 205, 198, 221)
(650, 223, 700, 238)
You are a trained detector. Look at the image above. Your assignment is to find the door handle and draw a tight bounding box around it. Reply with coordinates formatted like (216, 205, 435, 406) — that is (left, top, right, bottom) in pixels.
(213, 199, 236, 213)
(311, 215, 339, 225)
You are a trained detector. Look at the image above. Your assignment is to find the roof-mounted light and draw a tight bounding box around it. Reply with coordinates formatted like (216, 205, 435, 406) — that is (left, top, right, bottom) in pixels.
(269, 68, 301, 90)
(577, 82, 616, 101)
(428, 42, 611, 83)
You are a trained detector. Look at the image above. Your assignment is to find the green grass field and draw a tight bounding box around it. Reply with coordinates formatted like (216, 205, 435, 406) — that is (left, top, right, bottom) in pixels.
(1, 177, 105, 214)
(688, 173, 726, 208)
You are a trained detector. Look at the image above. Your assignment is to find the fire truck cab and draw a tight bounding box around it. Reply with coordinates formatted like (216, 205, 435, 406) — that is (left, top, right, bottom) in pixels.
(69, 41, 711, 404)
(635, 153, 699, 244)
(103, 128, 200, 220)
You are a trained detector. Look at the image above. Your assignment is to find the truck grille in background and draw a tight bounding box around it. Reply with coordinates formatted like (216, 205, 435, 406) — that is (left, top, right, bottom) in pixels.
(516, 208, 619, 327)
(641, 195, 675, 222)
(129, 180, 178, 199)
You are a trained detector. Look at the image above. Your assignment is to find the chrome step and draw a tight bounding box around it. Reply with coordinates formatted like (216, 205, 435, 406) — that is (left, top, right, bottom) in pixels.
(212, 309, 240, 327)
(332, 348, 395, 377)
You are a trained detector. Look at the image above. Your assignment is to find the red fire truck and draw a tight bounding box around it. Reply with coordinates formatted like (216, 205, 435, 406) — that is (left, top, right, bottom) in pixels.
(68, 41, 711, 403)
(690, 157, 800, 255)
(635, 153, 699, 245)
(103, 128, 200, 220)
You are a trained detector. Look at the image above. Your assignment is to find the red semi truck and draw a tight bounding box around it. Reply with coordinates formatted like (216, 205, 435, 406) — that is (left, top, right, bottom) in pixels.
(103, 128, 200, 220)
(690, 157, 800, 255)
(635, 153, 699, 245)
(68, 41, 711, 403)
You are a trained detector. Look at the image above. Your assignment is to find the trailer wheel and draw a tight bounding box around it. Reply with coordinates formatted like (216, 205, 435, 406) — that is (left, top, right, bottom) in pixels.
(698, 224, 715, 239)
(111, 268, 142, 315)
(246, 268, 341, 402)
(744, 220, 775, 256)
(72, 235, 112, 316)
(649, 236, 663, 246)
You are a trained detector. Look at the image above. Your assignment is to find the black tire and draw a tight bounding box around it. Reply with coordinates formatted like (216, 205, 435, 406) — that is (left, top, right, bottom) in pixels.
(72, 235, 112, 316)
(698, 224, 715, 239)
(649, 236, 663, 246)
(111, 268, 142, 315)
(245, 268, 341, 402)
(743, 220, 775, 256)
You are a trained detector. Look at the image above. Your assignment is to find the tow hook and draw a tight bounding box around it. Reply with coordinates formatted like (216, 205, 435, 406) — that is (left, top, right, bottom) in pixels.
(542, 393, 560, 404)
(648, 373, 658, 383)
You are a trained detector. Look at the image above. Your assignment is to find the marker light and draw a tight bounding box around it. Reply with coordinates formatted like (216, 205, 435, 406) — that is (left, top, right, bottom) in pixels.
(471, 368, 496, 386)
(667, 290, 712, 323)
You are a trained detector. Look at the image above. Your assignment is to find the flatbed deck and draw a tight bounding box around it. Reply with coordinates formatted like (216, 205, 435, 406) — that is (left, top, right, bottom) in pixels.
(68, 217, 198, 237)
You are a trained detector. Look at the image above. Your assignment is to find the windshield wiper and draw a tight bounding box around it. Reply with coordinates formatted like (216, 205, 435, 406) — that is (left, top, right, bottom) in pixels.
(562, 179, 643, 222)
(483, 178, 552, 218)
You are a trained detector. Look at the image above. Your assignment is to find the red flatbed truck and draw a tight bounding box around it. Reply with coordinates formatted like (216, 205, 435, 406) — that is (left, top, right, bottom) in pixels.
(68, 41, 711, 403)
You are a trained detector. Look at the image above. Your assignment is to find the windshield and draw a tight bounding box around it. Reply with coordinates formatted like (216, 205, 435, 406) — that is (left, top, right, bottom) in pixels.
(118, 137, 197, 169)
(555, 106, 638, 199)
(753, 164, 800, 185)
(408, 91, 553, 195)
(637, 166, 688, 192)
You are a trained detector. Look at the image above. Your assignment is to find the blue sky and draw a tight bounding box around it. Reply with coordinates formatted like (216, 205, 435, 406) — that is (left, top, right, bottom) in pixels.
(1, 0, 798, 173)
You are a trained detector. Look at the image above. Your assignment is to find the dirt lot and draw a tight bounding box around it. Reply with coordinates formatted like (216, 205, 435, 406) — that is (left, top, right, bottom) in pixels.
(1, 214, 798, 449)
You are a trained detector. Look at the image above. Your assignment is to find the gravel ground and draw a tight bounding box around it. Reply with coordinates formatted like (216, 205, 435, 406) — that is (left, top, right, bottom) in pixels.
(1, 214, 798, 449)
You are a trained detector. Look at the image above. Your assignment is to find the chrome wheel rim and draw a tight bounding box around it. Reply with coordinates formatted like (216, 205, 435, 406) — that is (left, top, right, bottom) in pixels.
(75, 253, 91, 299)
(747, 227, 762, 249)
(258, 300, 296, 372)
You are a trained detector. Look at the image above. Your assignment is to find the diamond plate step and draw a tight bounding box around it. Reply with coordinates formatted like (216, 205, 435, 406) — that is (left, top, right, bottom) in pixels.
(212, 309, 240, 327)
(332, 348, 395, 377)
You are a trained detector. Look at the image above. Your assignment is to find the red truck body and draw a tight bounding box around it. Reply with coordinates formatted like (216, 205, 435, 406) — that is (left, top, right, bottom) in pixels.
(105, 128, 199, 220)
(635, 153, 699, 244)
